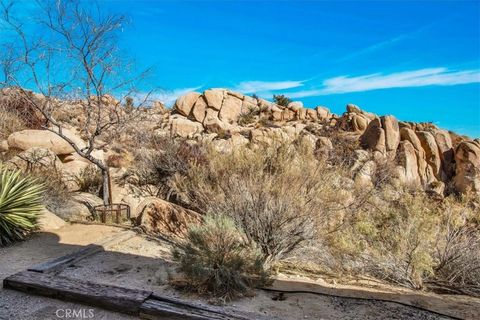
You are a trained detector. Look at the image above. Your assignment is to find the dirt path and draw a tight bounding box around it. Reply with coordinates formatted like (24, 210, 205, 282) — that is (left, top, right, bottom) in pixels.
(0, 223, 136, 320)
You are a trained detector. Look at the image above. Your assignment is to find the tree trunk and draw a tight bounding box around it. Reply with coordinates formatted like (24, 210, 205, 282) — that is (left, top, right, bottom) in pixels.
(101, 168, 111, 206)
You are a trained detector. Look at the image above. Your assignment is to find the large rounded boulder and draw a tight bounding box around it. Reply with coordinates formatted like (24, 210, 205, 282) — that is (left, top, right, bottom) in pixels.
(135, 198, 202, 241)
(7, 129, 85, 155)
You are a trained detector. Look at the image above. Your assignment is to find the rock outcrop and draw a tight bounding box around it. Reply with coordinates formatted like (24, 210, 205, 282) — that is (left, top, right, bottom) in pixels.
(7, 129, 85, 155)
(1, 87, 478, 202)
(454, 140, 480, 194)
(168, 89, 333, 137)
(360, 116, 399, 156)
(164, 89, 479, 197)
(135, 198, 202, 240)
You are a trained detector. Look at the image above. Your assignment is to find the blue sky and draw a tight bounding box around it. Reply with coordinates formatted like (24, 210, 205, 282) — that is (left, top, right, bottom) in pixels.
(7, 0, 480, 137)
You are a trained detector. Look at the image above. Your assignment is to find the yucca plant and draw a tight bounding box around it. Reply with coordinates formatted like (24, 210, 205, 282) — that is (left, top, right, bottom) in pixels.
(0, 166, 45, 246)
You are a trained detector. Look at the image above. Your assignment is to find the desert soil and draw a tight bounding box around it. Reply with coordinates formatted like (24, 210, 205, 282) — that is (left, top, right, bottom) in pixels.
(0, 224, 136, 320)
(0, 223, 455, 320)
(59, 231, 453, 320)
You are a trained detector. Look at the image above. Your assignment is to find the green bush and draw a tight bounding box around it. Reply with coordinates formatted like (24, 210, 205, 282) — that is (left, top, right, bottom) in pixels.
(0, 166, 44, 246)
(173, 214, 267, 300)
(273, 94, 292, 107)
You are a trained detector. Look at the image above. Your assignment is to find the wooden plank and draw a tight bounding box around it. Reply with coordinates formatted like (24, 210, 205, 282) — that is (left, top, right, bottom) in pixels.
(148, 294, 254, 320)
(140, 299, 228, 320)
(141, 296, 253, 320)
(28, 244, 102, 273)
(3, 271, 152, 315)
(266, 279, 479, 320)
(3, 271, 260, 319)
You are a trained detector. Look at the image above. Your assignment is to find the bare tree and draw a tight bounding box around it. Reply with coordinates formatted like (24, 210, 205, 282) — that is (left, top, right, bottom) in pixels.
(0, 0, 151, 205)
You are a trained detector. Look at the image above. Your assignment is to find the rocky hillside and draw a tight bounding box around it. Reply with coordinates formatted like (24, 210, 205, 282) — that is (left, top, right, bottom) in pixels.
(1, 87, 479, 202)
(163, 88, 479, 198)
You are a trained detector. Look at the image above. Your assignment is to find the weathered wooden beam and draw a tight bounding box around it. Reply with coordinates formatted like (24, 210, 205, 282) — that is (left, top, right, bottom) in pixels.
(3, 271, 152, 315)
(141, 294, 254, 320)
(3, 271, 263, 319)
(140, 299, 227, 320)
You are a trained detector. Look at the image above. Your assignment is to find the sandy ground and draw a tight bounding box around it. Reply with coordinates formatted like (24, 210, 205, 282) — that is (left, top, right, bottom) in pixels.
(58, 234, 454, 320)
(0, 224, 136, 320)
(0, 223, 461, 320)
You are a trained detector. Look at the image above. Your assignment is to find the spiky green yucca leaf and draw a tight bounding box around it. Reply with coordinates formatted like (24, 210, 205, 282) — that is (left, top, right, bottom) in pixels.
(0, 166, 45, 246)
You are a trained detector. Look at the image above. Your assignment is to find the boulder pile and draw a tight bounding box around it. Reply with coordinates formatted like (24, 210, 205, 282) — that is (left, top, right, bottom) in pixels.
(166, 89, 334, 138)
(165, 89, 480, 197)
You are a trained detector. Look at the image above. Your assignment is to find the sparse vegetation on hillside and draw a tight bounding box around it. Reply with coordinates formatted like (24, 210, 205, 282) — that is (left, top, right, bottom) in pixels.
(133, 137, 479, 295)
(0, 166, 44, 246)
(172, 139, 349, 265)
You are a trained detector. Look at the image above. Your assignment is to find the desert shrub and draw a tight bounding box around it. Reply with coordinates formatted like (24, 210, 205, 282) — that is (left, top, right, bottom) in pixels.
(273, 94, 291, 107)
(27, 170, 72, 214)
(323, 186, 480, 293)
(0, 166, 44, 246)
(238, 106, 262, 126)
(323, 130, 361, 167)
(0, 105, 26, 140)
(173, 214, 267, 300)
(431, 196, 480, 296)
(106, 154, 124, 168)
(434, 223, 480, 295)
(326, 190, 440, 288)
(124, 96, 134, 112)
(125, 137, 206, 199)
(238, 111, 256, 127)
(173, 141, 348, 265)
(75, 165, 103, 196)
(124, 129, 479, 295)
(257, 117, 278, 128)
(105, 149, 133, 168)
(0, 91, 44, 130)
(214, 129, 232, 140)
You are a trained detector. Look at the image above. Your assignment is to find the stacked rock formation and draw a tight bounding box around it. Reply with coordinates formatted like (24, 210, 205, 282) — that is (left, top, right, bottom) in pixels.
(167, 89, 334, 138)
(167, 89, 480, 197)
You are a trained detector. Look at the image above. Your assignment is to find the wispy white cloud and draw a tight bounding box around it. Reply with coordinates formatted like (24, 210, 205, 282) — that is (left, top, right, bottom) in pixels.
(133, 86, 202, 106)
(336, 34, 409, 63)
(233, 80, 304, 94)
(289, 67, 480, 98)
(335, 23, 434, 63)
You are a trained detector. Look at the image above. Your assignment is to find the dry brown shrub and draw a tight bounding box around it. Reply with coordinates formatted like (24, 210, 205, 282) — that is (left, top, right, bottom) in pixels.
(75, 165, 103, 196)
(0, 106, 26, 140)
(173, 214, 267, 301)
(124, 136, 207, 199)
(431, 195, 480, 296)
(172, 139, 350, 265)
(27, 170, 73, 213)
(0, 91, 44, 130)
